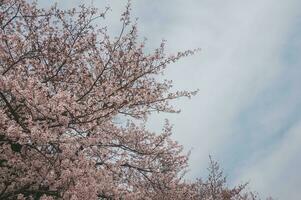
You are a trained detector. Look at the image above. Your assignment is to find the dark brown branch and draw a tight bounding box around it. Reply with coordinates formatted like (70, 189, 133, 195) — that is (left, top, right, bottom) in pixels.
(0, 92, 29, 132)
(1, 3, 21, 30)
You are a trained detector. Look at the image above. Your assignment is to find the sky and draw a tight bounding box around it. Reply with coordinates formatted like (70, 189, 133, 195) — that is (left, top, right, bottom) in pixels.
(42, 0, 301, 199)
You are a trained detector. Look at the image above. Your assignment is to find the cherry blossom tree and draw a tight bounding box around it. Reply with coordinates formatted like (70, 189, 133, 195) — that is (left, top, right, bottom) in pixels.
(196, 156, 274, 200)
(0, 0, 200, 199)
(0, 1, 275, 200)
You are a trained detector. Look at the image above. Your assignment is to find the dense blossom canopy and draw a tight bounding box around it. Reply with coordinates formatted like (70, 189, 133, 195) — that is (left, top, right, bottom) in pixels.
(0, 0, 200, 199)
(0, 1, 273, 200)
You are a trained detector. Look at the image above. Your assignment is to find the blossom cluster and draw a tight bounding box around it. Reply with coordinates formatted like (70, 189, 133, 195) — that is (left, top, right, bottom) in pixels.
(0, 1, 198, 199)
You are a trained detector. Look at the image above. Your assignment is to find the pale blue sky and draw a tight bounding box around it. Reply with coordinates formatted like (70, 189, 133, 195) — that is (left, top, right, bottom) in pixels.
(39, 0, 301, 199)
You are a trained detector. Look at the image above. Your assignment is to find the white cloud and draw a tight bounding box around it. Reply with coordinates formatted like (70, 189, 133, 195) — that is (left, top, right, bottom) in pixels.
(234, 119, 301, 199)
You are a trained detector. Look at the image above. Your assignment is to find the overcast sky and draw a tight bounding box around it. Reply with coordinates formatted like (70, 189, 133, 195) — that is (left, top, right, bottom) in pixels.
(43, 0, 301, 199)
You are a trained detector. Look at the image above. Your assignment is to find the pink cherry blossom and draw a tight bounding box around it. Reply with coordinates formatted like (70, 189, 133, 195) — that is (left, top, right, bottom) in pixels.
(0, 1, 199, 199)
